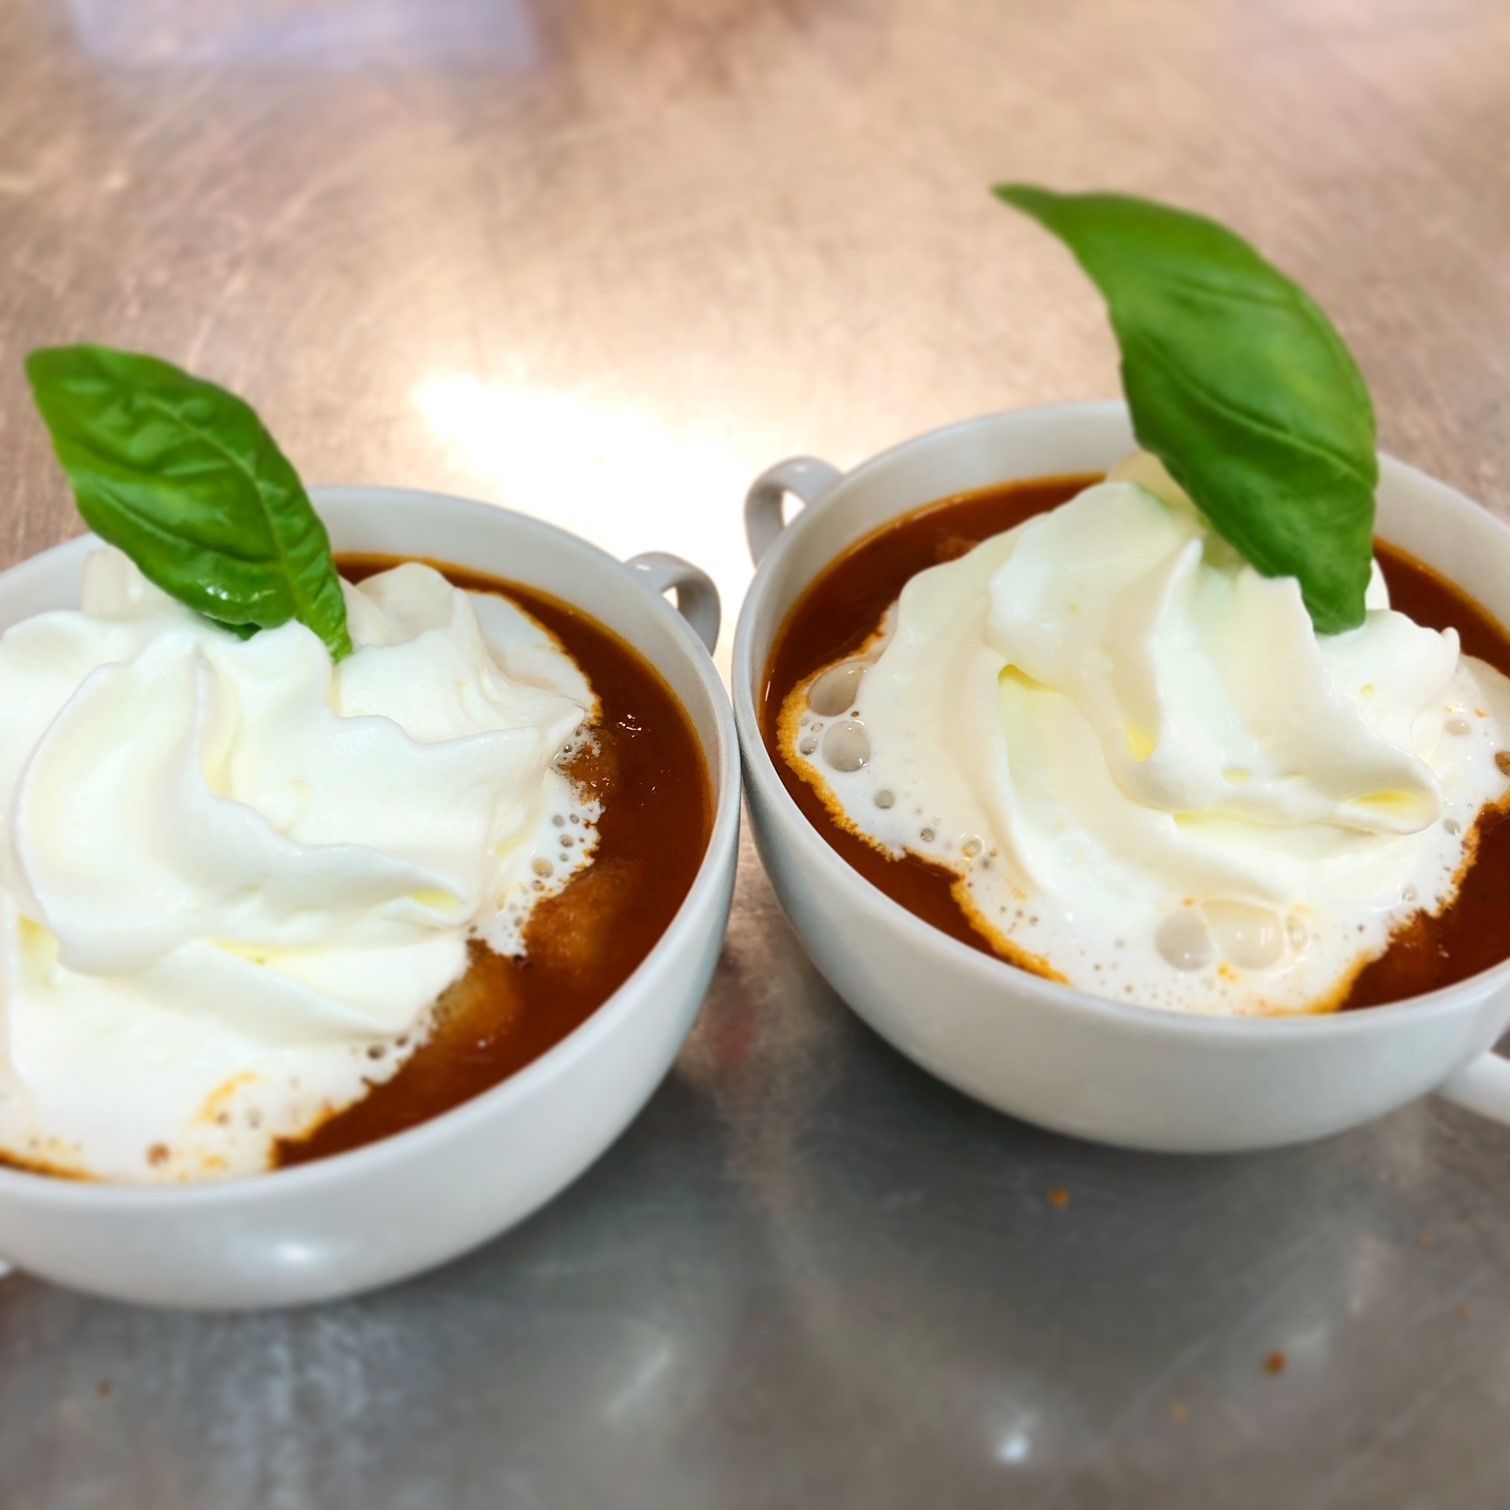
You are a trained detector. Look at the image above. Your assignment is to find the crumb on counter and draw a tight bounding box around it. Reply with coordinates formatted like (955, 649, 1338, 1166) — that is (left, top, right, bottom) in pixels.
(1264, 1351, 1287, 1376)
(1048, 1187, 1071, 1210)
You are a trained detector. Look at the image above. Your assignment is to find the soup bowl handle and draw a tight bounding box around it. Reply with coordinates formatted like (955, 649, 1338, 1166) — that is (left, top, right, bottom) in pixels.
(1438, 1051, 1510, 1126)
(744, 457, 844, 565)
(625, 552, 721, 654)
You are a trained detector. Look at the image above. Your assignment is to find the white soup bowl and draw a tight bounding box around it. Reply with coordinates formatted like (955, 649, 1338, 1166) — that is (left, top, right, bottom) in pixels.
(0, 487, 740, 1307)
(733, 401, 1510, 1153)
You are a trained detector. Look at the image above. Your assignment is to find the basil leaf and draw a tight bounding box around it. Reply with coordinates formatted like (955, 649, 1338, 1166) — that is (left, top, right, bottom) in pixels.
(25, 344, 352, 660)
(994, 185, 1377, 634)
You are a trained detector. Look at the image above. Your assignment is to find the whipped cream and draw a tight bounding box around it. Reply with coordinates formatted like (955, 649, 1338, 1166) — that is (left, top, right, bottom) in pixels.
(0, 549, 598, 1181)
(783, 457, 1510, 1016)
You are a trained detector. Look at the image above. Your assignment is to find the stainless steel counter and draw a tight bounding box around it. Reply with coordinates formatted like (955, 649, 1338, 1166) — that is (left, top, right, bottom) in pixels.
(3, 1, 1510, 1504)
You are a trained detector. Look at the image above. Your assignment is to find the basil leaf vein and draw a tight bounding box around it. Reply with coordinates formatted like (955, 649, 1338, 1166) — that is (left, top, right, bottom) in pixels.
(25, 344, 352, 660)
(993, 185, 1377, 634)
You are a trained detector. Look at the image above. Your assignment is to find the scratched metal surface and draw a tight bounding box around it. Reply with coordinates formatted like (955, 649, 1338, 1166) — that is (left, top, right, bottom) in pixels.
(3, 1, 1510, 1506)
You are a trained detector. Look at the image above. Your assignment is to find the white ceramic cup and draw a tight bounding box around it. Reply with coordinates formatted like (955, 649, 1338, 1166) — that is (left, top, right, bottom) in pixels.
(0, 487, 740, 1308)
(734, 401, 1510, 1153)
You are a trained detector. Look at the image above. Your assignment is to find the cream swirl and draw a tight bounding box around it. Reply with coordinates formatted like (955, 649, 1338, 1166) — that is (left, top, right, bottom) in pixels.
(0, 549, 597, 1180)
(784, 459, 1510, 1015)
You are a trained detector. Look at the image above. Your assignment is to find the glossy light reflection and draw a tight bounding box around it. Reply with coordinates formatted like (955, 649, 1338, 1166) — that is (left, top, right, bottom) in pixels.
(414, 374, 751, 662)
(995, 1415, 1036, 1466)
(65, 0, 541, 71)
(603, 1337, 674, 1424)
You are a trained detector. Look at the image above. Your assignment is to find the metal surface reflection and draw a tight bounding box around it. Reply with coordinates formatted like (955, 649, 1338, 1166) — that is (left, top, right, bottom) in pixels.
(413, 372, 752, 663)
(63, 0, 542, 71)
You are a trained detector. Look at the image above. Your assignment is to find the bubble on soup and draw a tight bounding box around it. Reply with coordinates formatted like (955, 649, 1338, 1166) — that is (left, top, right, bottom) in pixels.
(822, 719, 870, 773)
(798, 734, 818, 756)
(1155, 911, 1214, 972)
(1205, 901, 1284, 970)
(808, 662, 865, 717)
(874, 789, 896, 810)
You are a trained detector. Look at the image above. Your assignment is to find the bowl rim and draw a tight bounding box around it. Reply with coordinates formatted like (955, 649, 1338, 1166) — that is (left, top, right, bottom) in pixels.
(732, 397, 1510, 1043)
(0, 484, 741, 1211)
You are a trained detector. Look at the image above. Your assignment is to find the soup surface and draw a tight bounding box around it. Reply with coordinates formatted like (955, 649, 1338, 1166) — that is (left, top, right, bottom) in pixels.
(275, 556, 711, 1166)
(762, 476, 1510, 1012)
